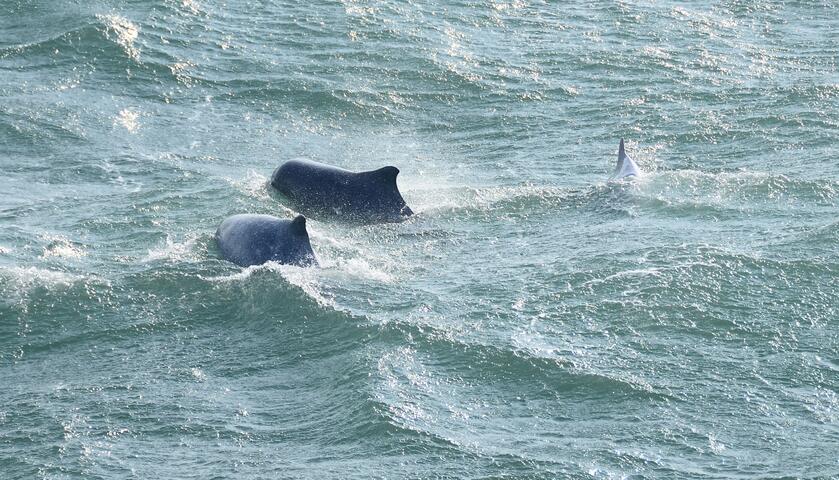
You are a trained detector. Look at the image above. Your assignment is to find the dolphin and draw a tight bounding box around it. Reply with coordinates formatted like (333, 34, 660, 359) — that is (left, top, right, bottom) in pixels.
(215, 214, 318, 267)
(611, 139, 642, 180)
(271, 159, 413, 224)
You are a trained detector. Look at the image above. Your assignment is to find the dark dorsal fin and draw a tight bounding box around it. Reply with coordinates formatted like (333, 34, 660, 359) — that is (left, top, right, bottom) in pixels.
(362, 166, 400, 186)
(618, 138, 627, 161)
(289, 215, 308, 236)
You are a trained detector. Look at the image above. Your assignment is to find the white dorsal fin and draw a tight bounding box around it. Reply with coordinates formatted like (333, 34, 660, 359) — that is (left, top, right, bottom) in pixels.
(612, 138, 642, 180)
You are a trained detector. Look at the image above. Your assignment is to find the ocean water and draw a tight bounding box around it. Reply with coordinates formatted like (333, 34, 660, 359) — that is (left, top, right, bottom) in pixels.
(1, 0, 838, 478)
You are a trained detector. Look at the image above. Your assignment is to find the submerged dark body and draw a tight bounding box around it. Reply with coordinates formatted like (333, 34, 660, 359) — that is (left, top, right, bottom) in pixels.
(215, 214, 318, 267)
(271, 159, 413, 224)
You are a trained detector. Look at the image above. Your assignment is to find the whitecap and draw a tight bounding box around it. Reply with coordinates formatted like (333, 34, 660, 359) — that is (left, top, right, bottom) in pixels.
(200, 262, 333, 307)
(330, 257, 394, 283)
(41, 237, 87, 259)
(98, 14, 140, 61)
(225, 170, 286, 205)
(144, 234, 199, 262)
(181, 0, 200, 15)
(115, 108, 140, 133)
(0, 266, 83, 290)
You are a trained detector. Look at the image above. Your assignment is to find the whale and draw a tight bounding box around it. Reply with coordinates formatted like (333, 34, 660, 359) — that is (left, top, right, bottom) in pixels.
(271, 159, 413, 224)
(611, 139, 642, 180)
(215, 214, 318, 267)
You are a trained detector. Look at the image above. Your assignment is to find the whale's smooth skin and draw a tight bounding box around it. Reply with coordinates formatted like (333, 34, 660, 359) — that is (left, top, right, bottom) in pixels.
(611, 139, 642, 180)
(215, 214, 318, 267)
(271, 159, 413, 224)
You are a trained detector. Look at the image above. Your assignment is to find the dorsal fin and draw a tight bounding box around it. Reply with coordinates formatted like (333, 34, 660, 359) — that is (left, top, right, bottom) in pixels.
(611, 138, 642, 180)
(363, 166, 399, 185)
(289, 215, 308, 236)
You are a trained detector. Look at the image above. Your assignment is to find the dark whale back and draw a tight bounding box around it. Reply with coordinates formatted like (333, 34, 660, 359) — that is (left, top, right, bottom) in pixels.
(215, 214, 317, 267)
(271, 159, 413, 224)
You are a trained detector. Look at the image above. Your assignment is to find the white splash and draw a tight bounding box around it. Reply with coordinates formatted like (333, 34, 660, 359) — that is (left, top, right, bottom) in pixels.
(491, 0, 525, 12)
(0, 266, 83, 290)
(329, 257, 394, 283)
(99, 14, 140, 61)
(115, 109, 140, 133)
(170, 60, 196, 86)
(708, 433, 726, 454)
(190, 367, 207, 381)
(201, 262, 333, 307)
(182, 0, 200, 14)
(144, 234, 199, 262)
(225, 171, 279, 203)
(41, 237, 86, 259)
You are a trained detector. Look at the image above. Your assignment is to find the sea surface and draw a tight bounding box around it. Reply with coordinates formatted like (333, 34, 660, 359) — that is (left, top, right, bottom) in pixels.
(1, 1, 838, 478)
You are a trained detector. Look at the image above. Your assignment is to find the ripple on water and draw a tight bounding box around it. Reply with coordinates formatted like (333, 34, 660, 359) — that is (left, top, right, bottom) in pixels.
(1, 1, 839, 478)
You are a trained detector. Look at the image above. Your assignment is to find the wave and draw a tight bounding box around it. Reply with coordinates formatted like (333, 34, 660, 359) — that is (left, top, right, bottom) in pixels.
(404, 182, 638, 222)
(772, 220, 839, 257)
(408, 325, 668, 395)
(0, 108, 89, 147)
(655, 168, 837, 202)
(39, 236, 87, 260)
(400, 165, 837, 223)
(616, 168, 837, 221)
(0, 265, 86, 293)
(143, 233, 203, 263)
(367, 334, 673, 472)
(0, 16, 141, 64)
(0, 14, 207, 96)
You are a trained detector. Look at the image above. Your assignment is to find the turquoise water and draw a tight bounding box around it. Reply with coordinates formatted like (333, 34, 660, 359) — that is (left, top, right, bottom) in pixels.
(2, 1, 838, 478)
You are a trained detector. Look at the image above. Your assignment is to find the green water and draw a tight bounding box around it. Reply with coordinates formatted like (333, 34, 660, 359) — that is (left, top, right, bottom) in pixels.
(1, 1, 838, 478)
